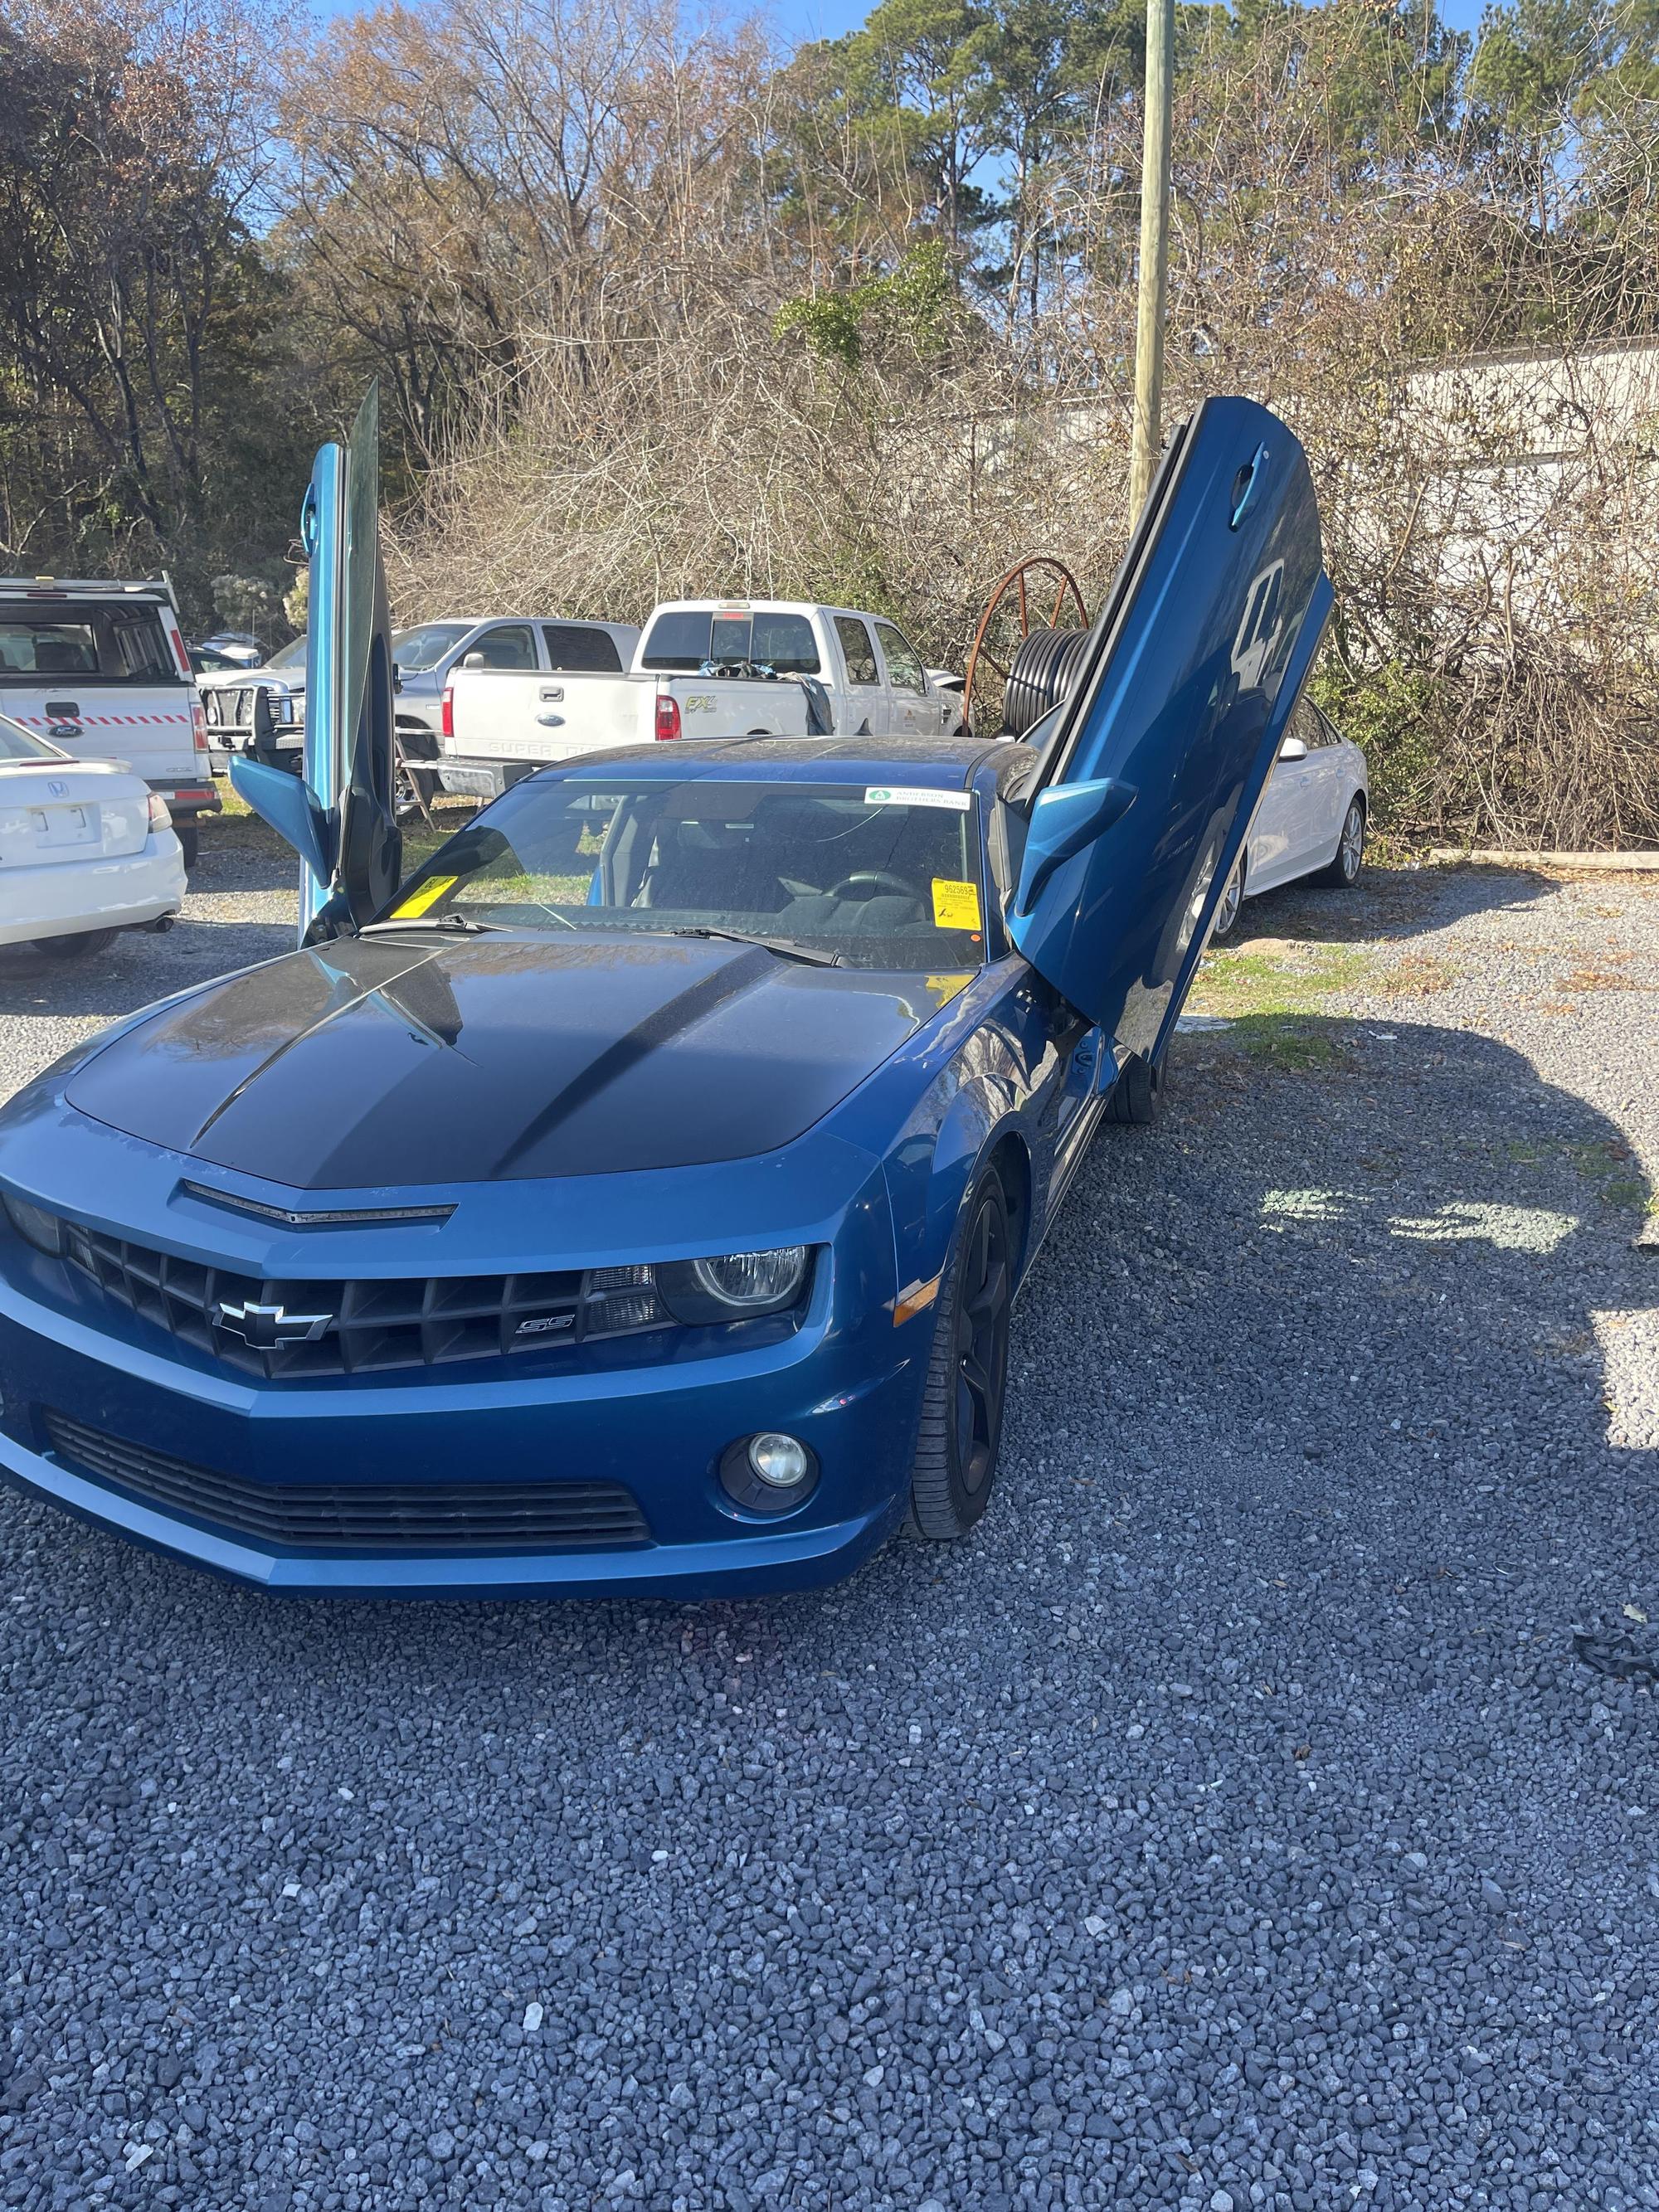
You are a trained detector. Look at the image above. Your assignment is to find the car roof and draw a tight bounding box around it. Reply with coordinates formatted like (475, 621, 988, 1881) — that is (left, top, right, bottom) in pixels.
(400, 615, 639, 633)
(539, 734, 1010, 787)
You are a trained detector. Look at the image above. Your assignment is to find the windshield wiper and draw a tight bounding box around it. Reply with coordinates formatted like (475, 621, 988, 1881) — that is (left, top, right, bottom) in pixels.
(669, 925, 842, 967)
(360, 912, 502, 936)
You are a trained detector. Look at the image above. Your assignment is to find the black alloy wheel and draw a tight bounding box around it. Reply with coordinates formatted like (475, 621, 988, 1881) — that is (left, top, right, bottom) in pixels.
(907, 1171, 1012, 1539)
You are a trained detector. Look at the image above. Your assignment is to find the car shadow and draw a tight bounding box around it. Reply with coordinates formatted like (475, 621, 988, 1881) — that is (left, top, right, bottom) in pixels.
(1223, 859, 1556, 951)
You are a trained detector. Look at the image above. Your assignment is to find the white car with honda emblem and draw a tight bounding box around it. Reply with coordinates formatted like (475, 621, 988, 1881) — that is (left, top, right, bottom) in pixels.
(0, 710, 185, 958)
(0, 577, 220, 868)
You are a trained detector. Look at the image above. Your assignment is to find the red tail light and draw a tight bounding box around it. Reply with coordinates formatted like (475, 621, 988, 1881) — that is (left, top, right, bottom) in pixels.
(654, 693, 681, 741)
(191, 699, 209, 755)
(441, 683, 455, 741)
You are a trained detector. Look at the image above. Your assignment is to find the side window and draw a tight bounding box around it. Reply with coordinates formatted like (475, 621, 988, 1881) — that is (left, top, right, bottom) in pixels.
(834, 616, 879, 686)
(469, 625, 537, 671)
(750, 612, 819, 674)
(1291, 698, 1326, 750)
(542, 624, 623, 673)
(874, 621, 925, 696)
(106, 610, 179, 683)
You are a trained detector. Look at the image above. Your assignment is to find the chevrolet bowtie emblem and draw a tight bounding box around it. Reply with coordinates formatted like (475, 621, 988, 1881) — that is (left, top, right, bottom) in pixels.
(213, 1298, 333, 1349)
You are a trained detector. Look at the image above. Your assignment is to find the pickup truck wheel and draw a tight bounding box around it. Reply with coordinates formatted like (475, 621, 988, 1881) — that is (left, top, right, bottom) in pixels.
(33, 928, 116, 960)
(175, 824, 199, 870)
(906, 1169, 1011, 1541)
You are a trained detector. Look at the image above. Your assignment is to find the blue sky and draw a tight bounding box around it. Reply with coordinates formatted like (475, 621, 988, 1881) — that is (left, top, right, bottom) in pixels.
(774, 0, 1491, 46)
(309, 0, 1494, 45)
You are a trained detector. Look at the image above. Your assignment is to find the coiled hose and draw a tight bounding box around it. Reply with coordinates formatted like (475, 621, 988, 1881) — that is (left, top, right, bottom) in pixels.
(1000, 626, 1089, 738)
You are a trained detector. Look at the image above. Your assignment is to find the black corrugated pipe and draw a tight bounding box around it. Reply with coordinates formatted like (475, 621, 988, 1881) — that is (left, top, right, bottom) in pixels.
(1001, 626, 1090, 737)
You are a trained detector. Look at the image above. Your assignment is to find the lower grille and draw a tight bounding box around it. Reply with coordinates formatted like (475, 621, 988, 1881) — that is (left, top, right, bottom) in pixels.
(40, 1408, 651, 1553)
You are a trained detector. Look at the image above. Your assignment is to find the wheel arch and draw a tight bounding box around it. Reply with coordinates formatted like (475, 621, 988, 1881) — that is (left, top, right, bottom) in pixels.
(982, 1128, 1034, 1286)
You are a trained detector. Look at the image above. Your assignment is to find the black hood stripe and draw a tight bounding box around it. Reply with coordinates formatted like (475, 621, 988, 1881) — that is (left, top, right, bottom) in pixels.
(489, 943, 774, 1177)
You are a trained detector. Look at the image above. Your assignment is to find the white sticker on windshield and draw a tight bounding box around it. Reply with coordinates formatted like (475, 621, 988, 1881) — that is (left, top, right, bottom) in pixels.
(864, 785, 971, 811)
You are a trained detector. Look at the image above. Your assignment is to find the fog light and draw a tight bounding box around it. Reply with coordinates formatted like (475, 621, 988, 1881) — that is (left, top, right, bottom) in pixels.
(748, 1432, 810, 1489)
(718, 1432, 820, 1516)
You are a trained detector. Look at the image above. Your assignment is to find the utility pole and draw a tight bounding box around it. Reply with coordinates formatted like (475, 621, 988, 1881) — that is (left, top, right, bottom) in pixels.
(1129, 0, 1175, 523)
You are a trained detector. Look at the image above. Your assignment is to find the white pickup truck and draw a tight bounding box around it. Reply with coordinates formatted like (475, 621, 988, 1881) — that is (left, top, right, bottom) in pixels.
(440, 600, 964, 790)
(0, 577, 220, 865)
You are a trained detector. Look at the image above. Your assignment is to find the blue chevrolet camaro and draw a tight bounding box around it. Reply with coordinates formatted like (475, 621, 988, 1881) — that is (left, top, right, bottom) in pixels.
(0, 392, 1331, 1596)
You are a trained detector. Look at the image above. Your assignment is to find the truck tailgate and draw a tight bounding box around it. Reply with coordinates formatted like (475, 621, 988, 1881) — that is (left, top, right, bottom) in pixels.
(445, 668, 647, 764)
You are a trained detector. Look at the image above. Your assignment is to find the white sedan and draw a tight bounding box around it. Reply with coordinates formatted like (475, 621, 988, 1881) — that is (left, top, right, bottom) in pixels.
(0, 711, 185, 960)
(1209, 696, 1368, 938)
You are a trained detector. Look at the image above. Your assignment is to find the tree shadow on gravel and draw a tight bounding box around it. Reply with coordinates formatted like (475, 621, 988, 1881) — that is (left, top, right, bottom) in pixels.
(1226, 858, 1555, 951)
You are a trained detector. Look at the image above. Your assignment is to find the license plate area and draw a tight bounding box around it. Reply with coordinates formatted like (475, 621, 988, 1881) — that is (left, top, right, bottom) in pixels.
(32, 804, 95, 848)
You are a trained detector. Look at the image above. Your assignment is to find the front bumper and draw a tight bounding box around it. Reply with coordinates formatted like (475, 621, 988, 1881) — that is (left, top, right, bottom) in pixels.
(0, 1225, 922, 1599)
(0, 842, 185, 946)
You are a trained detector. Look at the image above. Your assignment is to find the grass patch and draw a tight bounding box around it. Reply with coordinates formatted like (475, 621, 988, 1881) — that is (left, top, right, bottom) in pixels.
(1377, 952, 1459, 997)
(1503, 1135, 1652, 1216)
(1189, 942, 1373, 1019)
(1230, 1015, 1350, 1071)
(1558, 965, 1641, 994)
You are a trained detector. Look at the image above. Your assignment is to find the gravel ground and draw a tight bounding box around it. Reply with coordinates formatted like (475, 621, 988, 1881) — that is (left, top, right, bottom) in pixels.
(2, 833, 1657, 2212)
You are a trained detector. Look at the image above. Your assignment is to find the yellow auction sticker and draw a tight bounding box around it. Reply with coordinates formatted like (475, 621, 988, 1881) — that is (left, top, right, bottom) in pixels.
(931, 878, 981, 931)
(391, 874, 457, 918)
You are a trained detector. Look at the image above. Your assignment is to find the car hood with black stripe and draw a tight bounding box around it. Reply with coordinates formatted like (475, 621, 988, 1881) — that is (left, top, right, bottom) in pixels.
(61, 931, 944, 1188)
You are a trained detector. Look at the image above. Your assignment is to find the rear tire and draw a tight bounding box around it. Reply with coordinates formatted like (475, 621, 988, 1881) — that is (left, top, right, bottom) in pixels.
(1105, 1050, 1167, 1125)
(907, 1169, 1012, 1541)
(1210, 859, 1244, 940)
(176, 824, 199, 870)
(1313, 796, 1365, 888)
(33, 928, 116, 960)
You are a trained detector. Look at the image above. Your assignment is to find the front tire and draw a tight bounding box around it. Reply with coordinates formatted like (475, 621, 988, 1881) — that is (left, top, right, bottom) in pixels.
(907, 1169, 1012, 1540)
(33, 928, 116, 960)
(1313, 796, 1365, 888)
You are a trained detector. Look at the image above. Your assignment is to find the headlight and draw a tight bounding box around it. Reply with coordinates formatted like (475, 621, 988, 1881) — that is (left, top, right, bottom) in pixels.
(2, 1192, 64, 1256)
(658, 1247, 810, 1324)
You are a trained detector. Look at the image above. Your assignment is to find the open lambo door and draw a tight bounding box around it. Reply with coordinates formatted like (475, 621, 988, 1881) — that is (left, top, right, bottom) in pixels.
(230, 383, 401, 937)
(1008, 396, 1333, 1067)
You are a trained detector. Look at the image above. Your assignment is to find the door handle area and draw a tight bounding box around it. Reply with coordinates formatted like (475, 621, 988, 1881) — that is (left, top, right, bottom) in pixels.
(1229, 443, 1269, 530)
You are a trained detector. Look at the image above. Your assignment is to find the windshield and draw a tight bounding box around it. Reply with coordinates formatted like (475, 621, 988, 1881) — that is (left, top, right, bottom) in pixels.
(265, 636, 307, 673)
(379, 775, 988, 970)
(393, 622, 472, 673)
(640, 609, 820, 674)
(0, 711, 59, 761)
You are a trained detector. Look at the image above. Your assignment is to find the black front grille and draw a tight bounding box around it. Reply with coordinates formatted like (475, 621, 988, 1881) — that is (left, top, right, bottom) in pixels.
(62, 1222, 669, 1380)
(41, 1408, 650, 1553)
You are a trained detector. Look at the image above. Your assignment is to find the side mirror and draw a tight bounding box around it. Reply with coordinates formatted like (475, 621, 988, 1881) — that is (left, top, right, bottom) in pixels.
(1013, 775, 1138, 915)
(229, 755, 330, 884)
(462, 651, 488, 672)
(1278, 734, 1308, 763)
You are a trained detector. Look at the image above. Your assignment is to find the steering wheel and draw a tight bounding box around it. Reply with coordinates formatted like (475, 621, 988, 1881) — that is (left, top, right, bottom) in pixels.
(829, 869, 916, 902)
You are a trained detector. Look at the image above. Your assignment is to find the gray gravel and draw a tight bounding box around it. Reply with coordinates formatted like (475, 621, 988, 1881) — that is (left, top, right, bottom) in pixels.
(2, 834, 1658, 2212)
